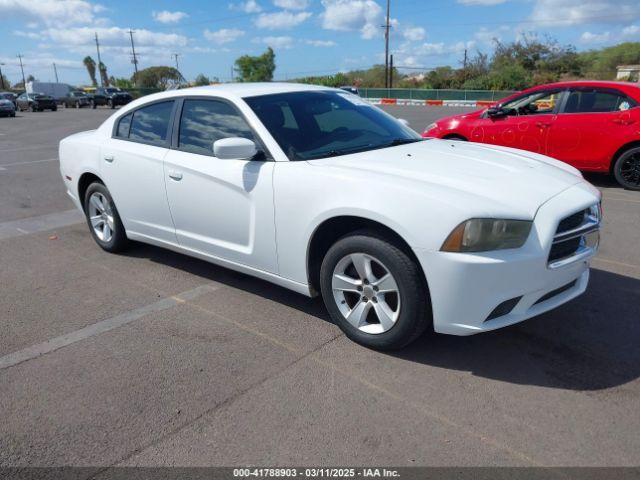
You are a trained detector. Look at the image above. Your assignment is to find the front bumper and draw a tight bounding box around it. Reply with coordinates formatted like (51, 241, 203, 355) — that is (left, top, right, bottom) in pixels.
(415, 183, 600, 336)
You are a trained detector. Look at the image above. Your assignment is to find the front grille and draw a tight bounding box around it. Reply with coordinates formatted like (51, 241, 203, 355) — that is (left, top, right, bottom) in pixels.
(547, 204, 600, 268)
(557, 209, 586, 233)
(533, 280, 577, 305)
(548, 237, 581, 262)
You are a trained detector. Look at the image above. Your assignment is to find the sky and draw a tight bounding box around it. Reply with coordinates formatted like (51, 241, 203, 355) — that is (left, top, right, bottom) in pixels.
(0, 0, 639, 87)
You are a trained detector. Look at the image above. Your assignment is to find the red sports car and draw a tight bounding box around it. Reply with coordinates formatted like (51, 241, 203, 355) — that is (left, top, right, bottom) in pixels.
(423, 81, 640, 190)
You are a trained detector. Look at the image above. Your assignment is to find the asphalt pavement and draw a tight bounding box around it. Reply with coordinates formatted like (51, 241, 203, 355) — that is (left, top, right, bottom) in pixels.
(1, 104, 639, 469)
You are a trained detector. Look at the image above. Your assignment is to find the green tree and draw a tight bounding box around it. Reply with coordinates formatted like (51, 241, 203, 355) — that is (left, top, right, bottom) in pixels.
(194, 73, 210, 86)
(134, 66, 185, 89)
(109, 76, 135, 89)
(580, 42, 640, 79)
(234, 47, 276, 82)
(0, 73, 9, 90)
(98, 61, 110, 87)
(83, 56, 97, 86)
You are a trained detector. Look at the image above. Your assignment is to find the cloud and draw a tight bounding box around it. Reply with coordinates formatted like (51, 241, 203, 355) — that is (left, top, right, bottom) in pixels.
(203, 28, 245, 44)
(273, 0, 309, 9)
(152, 10, 188, 24)
(622, 24, 639, 38)
(580, 31, 611, 44)
(13, 30, 43, 40)
(229, 0, 262, 13)
(0, 0, 104, 26)
(458, 0, 507, 5)
(253, 35, 294, 49)
(255, 10, 312, 29)
(529, 0, 640, 27)
(305, 39, 337, 47)
(320, 0, 383, 39)
(43, 26, 188, 47)
(403, 26, 425, 41)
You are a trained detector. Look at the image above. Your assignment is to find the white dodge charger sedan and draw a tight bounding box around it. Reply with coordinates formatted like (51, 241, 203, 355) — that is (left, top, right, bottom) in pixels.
(59, 83, 601, 349)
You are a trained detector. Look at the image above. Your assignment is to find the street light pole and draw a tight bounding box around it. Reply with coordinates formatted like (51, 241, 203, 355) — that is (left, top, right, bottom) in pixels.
(95, 32, 103, 87)
(53, 62, 59, 83)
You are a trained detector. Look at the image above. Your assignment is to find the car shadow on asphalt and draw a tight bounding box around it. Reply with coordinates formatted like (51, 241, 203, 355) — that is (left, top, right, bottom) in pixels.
(583, 172, 624, 190)
(122, 241, 639, 391)
(393, 268, 640, 391)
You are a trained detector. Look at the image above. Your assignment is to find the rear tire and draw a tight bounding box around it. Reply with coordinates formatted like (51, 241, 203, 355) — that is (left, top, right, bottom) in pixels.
(613, 146, 640, 191)
(83, 182, 129, 253)
(320, 231, 430, 350)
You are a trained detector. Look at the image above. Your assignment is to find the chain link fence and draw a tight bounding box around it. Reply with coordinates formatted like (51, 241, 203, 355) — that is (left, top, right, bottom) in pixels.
(359, 88, 516, 101)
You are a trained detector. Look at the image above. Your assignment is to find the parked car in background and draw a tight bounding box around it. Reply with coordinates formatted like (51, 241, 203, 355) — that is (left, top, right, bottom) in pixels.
(59, 83, 601, 350)
(16, 92, 57, 112)
(90, 87, 133, 109)
(63, 91, 91, 108)
(0, 91, 18, 107)
(423, 81, 640, 190)
(0, 98, 16, 117)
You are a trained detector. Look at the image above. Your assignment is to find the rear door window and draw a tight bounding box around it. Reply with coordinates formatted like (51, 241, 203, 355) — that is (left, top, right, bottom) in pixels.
(562, 89, 636, 113)
(128, 101, 174, 145)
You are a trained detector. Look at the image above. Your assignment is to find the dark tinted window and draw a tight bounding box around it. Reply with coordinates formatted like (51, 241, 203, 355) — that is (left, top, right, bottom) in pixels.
(563, 89, 635, 113)
(245, 91, 420, 160)
(178, 99, 255, 155)
(116, 113, 132, 138)
(129, 101, 174, 145)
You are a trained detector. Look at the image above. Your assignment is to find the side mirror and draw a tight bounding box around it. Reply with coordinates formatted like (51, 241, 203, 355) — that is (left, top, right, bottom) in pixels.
(213, 137, 257, 160)
(398, 118, 410, 127)
(487, 107, 507, 118)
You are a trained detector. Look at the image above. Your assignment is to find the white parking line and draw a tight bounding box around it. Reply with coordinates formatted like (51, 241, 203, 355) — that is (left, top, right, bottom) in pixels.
(0, 209, 83, 240)
(0, 284, 219, 370)
(0, 158, 58, 168)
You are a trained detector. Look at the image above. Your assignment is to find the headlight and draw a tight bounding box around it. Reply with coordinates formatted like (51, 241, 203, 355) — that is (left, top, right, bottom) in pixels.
(441, 219, 532, 252)
(424, 123, 437, 133)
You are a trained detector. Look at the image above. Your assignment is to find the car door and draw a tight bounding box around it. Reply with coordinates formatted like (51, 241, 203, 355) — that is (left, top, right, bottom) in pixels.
(547, 87, 638, 171)
(163, 97, 278, 273)
(474, 89, 562, 154)
(100, 100, 178, 244)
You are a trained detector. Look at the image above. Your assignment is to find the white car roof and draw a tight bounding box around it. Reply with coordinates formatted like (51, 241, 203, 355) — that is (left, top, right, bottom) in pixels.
(187, 82, 336, 98)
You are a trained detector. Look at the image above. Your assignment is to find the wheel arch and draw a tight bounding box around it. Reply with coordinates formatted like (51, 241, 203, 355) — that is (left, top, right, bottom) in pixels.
(77, 172, 104, 212)
(306, 215, 430, 300)
(442, 133, 468, 141)
(610, 140, 640, 173)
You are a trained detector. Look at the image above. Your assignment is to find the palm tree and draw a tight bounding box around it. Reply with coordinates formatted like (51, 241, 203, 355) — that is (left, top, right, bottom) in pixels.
(99, 62, 110, 87)
(83, 56, 97, 86)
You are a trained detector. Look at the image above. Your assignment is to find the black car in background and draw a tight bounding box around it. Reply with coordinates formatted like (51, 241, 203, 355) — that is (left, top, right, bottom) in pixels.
(0, 91, 18, 107)
(89, 87, 132, 109)
(63, 90, 90, 108)
(16, 92, 57, 112)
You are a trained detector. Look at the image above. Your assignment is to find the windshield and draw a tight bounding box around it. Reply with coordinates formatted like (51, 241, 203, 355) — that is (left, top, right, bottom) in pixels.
(245, 90, 421, 161)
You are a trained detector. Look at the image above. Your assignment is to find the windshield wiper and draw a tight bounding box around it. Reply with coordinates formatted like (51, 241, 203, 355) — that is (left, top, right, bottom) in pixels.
(382, 138, 424, 148)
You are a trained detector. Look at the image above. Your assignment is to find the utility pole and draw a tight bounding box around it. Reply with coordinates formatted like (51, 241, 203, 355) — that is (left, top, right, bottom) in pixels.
(128, 29, 139, 84)
(172, 53, 180, 72)
(0, 63, 5, 89)
(389, 54, 394, 89)
(17, 54, 26, 89)
(53, 62, 59, 83)
(94, 32, 103, 87)
(383, 0, 391, 88)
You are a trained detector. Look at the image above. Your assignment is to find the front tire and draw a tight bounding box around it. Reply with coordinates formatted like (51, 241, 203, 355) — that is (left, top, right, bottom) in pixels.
(108, 99, 114, 109)
(613, 146, 640, 191)
(320, 232, 430, 350)
(83, 182, 129, 252)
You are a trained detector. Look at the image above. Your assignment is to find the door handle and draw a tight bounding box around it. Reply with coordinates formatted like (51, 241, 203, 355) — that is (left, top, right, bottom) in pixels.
(103, 155, 114, 163)
(535, 122, 551, 128)
(613, 118, 634, 125)
(168, 171, 183, 181)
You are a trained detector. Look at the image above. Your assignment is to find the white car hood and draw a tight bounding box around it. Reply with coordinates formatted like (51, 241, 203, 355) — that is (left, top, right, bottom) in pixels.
(309, 139, 586, 217)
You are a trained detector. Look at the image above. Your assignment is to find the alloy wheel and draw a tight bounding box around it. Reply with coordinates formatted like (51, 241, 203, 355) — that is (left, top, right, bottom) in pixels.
(619, 151, 640, 187)
(88, 192, 115, 242)
(332, 253, 401, 334)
